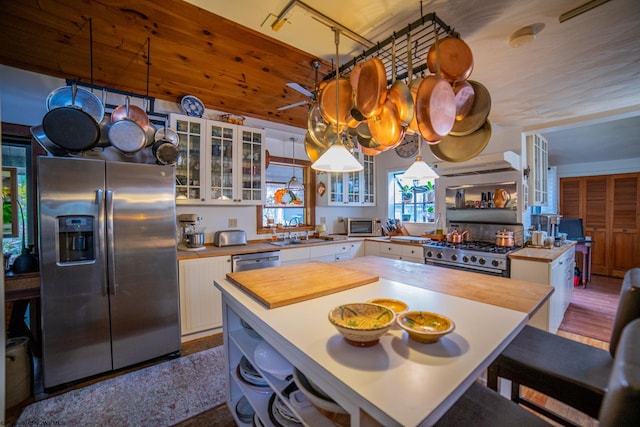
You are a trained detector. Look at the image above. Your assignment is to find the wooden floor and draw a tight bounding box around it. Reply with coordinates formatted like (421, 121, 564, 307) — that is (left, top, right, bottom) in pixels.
(6, 274, 621, 427)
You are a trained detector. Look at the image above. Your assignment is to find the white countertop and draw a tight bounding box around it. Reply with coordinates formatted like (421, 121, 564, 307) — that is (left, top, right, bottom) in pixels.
(216, 275, 528, 426)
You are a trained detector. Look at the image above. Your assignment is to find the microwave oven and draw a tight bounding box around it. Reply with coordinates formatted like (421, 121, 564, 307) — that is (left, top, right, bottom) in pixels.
(345, 218, 382, 237)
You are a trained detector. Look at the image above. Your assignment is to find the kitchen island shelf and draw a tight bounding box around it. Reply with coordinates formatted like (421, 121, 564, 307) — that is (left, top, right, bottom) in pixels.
(226, 306, 336, 426)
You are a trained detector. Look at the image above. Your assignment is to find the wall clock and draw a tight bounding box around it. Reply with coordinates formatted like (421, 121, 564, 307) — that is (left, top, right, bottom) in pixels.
(395, 133, 419, 158)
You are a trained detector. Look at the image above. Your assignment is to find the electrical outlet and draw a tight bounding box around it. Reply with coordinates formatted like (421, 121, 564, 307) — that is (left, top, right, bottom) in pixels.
(320, 216, 326, 224)
(228, 218, 237, 228)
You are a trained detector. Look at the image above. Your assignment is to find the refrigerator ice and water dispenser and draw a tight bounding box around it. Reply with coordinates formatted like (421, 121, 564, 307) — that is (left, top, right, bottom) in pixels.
(58, 215, 94, 263)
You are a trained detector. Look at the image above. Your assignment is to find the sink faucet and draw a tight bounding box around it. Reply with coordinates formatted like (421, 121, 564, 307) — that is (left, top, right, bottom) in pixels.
(286, 217, 300, 228)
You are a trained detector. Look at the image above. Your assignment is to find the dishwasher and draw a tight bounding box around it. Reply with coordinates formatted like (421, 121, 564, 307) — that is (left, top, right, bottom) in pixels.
(232, 251, 281, 272)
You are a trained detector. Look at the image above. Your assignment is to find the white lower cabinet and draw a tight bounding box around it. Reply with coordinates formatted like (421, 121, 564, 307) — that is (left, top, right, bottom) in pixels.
(365, 240, 424, 263)
(510, 246, 575, 333)
(281, 247, 311, 265)
(178, 256, 230, 340)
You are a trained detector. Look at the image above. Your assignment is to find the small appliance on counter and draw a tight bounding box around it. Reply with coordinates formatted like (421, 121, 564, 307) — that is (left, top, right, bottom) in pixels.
(214, 230, 248, 247)
(178, 213, 205, 250)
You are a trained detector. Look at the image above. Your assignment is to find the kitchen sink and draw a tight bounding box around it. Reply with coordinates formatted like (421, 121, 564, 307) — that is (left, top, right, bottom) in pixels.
(269, 238, 327, 247)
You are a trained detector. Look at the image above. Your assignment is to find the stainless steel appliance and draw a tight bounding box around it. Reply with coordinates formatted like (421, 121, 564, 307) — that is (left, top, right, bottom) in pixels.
(38, 157, 180, 389)
(214, 230, 248, 247)
(424, 222, 524, 277)
(178, 213, 205, 249)
(232, 251, 281, 272)
(345, 217, 382, 237)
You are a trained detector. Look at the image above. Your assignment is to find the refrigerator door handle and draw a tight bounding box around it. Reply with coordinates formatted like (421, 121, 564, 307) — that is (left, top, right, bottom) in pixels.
(106, 189, 118, 295)
(97, 188, 108, 296)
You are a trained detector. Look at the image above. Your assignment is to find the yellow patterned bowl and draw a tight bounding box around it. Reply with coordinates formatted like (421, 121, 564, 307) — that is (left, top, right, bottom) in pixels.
(367, 298, 409, 314)
(397, 311, 455, 343)
(328, 303, 395, 347)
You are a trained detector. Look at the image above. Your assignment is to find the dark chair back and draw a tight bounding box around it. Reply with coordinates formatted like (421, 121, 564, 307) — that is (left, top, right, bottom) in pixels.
(599, 318, 640, 426)
(609, 268, 640, 356)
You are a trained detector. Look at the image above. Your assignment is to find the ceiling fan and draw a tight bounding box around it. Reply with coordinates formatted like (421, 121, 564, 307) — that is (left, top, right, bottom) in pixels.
(277, 59, 322, 111)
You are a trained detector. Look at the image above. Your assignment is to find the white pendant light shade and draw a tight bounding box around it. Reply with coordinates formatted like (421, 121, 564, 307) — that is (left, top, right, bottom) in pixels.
(311, 144, 363, 172)
(402, 155, 439, 180)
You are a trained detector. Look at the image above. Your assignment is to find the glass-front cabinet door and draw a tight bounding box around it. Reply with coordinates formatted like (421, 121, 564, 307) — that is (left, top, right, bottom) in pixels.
(171, 114, 265, 205)
(172, 116, 205, 204)
(208, 121, 235, 202)
(325, 148, 375, 206)
(239, 128, 263, 204)
(205, 120, 265, 205)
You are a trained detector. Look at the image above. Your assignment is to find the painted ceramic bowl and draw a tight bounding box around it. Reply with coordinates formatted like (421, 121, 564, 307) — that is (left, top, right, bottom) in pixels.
(328, 302, 395, 347)
(366, 298, 409, 314)
(397, 311, 455, 343)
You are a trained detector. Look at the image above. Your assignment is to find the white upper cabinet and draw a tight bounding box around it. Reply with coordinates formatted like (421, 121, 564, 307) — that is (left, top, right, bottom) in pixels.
(172, 114, 265, 205)
(319, 149, 376, 206)
(526, 133, 548, 206)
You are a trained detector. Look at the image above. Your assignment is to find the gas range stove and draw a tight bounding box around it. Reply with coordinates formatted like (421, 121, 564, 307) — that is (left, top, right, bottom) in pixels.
(423, 222, 524, 277)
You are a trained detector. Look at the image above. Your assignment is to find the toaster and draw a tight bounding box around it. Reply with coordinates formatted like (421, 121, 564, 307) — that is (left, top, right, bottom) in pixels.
(214, 230, 248, 247)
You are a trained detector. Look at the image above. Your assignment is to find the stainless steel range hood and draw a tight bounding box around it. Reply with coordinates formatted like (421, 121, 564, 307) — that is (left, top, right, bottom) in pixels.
(432, 151, 521, 176)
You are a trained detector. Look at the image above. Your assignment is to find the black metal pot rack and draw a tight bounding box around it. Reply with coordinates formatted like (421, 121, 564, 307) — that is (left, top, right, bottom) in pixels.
(324, 12, 458, 84)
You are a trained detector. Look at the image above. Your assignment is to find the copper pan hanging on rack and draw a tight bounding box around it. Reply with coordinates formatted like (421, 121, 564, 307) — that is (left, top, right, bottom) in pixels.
(354, 57, 387, 119)
(406, 78, 423, 135)
(426, 37, 474, 83)
(430, 119, 492, 162)
(318, 77, 353, 129)
(449, 80, 491, 136)
(415, 75, 456, 143)
(368, 98, 405, 148)
(386, 35, 414, 127)
(452, 80, 475, 122)
(415, 26, 456, 143)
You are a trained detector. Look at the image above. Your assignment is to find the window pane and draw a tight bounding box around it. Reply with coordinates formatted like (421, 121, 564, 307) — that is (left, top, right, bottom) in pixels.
(262, 162, 306, 227)
(2, 142, 31, 258)
(391, 172, 436, 223)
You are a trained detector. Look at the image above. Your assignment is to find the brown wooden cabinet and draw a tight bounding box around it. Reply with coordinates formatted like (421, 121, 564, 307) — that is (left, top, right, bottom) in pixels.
(560, 173, 640, 278)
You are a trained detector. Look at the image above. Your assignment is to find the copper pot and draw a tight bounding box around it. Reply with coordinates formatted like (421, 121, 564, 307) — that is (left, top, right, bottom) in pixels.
(415, 75, 456, 142)
(406, 78, 423, 135)
(354, 57, 387, 119)
(446, 230, 468, 243)
(318, 77, 353, 129)
(368, 99, 405, 148)
(496, 230, 515, 247)
(452, 81, 475, 122)
(426, 37, 474, 83)
(111, 97, 150, 131)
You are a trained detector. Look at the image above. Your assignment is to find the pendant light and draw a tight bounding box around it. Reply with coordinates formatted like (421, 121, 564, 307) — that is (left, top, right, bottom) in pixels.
(286, 137, 304, 190)
(311, 29, 363, 173)
(402, 135, 439, 180)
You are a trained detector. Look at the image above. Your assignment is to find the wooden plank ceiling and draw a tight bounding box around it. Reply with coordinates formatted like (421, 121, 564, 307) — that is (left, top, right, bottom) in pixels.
(0, 0, 335, 129)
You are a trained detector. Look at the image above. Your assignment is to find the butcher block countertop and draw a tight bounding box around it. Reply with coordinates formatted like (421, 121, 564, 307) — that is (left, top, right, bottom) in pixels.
(509, 240, 576, 263)
(338, 256, 553, 317)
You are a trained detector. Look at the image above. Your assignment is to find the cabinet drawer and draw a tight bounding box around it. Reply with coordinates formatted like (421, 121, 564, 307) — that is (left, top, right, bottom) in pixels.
(401, 245, 423, 259)
(380, 244, 403, 256)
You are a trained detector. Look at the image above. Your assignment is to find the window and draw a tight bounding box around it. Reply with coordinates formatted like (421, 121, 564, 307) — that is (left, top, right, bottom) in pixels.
(2, 127, 35, 262)
(257, 156, 315, 234)
(390, 171, 436, 223)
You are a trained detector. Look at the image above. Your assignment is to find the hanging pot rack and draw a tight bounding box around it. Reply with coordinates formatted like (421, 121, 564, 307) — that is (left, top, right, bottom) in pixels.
(325, 12, 458, 85)
(66, 33, 168, 125)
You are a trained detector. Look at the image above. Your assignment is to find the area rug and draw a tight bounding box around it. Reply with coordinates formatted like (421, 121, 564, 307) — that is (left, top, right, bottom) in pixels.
(17, 346, 226, 427)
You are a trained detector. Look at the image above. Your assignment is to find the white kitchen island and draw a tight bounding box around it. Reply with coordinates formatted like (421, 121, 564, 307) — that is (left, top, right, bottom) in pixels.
(215, 261, 539, 426)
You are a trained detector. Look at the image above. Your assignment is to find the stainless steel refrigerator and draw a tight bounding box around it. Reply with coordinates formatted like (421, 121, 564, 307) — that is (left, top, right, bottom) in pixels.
(38, 157, 181, 389)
